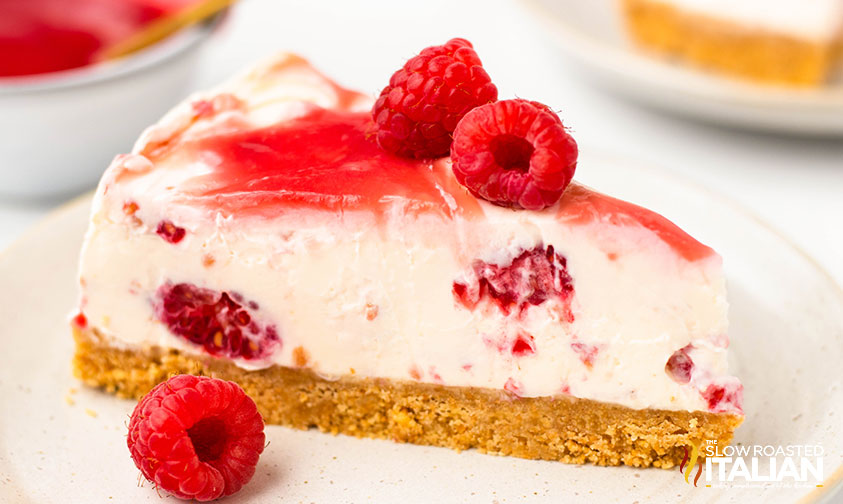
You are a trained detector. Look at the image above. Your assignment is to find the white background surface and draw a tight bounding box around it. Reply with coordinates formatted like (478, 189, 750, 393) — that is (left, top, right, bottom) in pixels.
(1, 0, 841, 280)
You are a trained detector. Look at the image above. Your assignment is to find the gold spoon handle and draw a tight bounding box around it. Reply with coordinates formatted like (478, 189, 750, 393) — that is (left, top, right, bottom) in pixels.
(100, 0, 235, 61)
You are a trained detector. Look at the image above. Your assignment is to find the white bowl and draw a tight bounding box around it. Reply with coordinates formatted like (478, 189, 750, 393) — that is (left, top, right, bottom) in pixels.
(0, 16, 223, 200)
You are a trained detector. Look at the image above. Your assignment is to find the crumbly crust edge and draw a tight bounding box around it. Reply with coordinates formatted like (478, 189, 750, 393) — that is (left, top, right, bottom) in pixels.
(72, 327, 742, 468)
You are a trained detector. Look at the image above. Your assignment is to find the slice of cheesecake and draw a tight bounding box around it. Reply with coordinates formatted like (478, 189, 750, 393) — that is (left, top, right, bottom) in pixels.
(72, 53, 743, 468)
(620, 0, 843, 86)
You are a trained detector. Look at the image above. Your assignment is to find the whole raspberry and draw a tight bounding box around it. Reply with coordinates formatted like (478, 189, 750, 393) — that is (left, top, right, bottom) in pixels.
(127, 375, 265, 501)
(373, 38, 498, 158)
(450, 99, 578, 210)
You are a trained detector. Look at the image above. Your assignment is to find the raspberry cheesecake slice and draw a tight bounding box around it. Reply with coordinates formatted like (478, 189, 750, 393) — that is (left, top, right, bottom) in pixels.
(621, 0, 843, 86)
(73, 49, 743, 468)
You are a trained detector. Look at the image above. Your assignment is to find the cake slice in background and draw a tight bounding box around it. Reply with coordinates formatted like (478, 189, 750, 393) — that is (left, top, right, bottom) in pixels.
(620, 0, 843, 86)
(72, 50, 743, 469)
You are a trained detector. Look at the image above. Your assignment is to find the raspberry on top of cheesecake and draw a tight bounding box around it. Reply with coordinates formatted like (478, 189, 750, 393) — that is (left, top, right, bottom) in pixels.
(74, 42, 742, 469)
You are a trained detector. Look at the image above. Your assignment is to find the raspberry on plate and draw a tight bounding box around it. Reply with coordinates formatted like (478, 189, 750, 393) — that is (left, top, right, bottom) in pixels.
(127, 375, 265, 502)
(450, 99, 578, 210)
(372, 38, 498, 159)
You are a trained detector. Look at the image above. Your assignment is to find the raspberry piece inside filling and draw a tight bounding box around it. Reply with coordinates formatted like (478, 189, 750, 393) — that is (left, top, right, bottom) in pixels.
(665, 345, 694, 383)
(511, 333, 536, 356)
(156, 220, 186, 244)
(154, 282, 280, 360)
(453, 245, 574, 317)
(570, 341, 600, 368)
(702, 382, 744, 414)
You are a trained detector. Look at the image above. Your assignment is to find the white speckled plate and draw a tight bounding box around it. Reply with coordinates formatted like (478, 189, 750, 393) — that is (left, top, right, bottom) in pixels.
(519, 0, 843, 136)
(0, 150, 841, 503)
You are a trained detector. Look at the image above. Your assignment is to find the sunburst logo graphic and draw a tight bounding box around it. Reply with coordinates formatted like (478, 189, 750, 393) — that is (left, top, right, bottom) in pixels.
(679, 441, 703, 486)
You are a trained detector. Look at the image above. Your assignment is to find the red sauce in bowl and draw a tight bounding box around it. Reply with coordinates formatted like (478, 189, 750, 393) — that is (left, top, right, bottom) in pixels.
(0, 0, 196, 77)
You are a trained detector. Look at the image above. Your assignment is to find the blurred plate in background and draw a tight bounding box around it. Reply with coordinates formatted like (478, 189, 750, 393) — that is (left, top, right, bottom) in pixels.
(520, 0, 843, 136)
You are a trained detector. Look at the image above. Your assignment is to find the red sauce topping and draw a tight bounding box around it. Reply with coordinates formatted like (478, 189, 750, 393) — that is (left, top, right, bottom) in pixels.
(557, 183, 715, 262)
(174, 106, 711, 259)
(0, 0, 194, 77)
(183, 108, 482, 219)
(134, 52, 711, 263)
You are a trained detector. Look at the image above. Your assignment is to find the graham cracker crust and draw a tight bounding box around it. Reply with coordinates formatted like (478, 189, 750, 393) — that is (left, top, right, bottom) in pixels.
(72, 327, 742, 468)
(621, 0, 843, 86)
